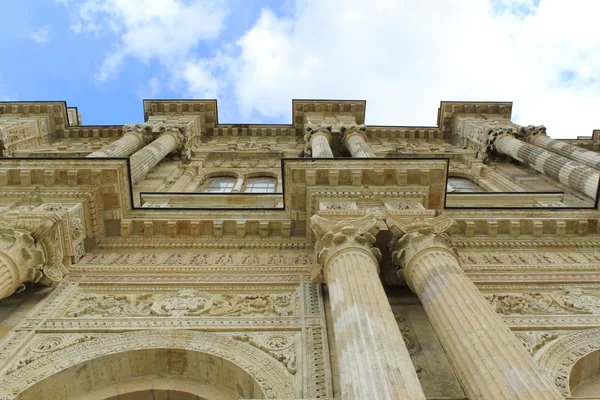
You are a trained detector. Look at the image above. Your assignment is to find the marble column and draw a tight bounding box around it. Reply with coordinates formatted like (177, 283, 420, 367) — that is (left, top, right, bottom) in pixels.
(387, 215, 563, 400)
(311, 215, 425, 400)
(488, 128, 599, 198)
(521, 125, 600, 172)
(87, 124, 152, 158)
(0, 226, 45, 299)
(341, 125, 375, 158)
(304, 125, 334, 158)
(130, 125, 185, 184)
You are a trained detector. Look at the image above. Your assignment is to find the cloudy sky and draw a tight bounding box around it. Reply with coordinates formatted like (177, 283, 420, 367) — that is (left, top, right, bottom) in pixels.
(1, 0, 599, 138)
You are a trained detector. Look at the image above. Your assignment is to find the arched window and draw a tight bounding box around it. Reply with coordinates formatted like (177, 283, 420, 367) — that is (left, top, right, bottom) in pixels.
(243, 177, 277, 193)
(201, 176, 236, 193)
(447, 177, 485, 193)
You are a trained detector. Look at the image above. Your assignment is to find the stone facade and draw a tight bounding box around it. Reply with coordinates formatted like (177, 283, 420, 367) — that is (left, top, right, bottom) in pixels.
(0, 99, 599, 399)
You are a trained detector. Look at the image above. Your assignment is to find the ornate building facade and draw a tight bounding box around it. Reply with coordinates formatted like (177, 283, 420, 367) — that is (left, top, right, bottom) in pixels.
(0, 99, 599, 399)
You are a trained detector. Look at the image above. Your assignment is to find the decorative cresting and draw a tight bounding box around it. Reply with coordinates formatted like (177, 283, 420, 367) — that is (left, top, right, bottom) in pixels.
(87, 123, 154, 158)
(388, 214, 564, 400)
(0, 214, 69, 299)
(304, 124, 334, 158)
(486, 127, 600, 198)
(130, 123, 190, 184)
(520, 124, 600, 172)
(536, 327, 600, 397)
(311, 214, 426, 400)
(340, 124, 375, 158)
(0, 330, 296, 399)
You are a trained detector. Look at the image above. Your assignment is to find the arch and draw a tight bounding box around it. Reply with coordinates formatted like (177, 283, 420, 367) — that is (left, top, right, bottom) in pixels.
(570, 349, 600, 397)
(0, 330, 296, 399)
(536, 327, 600, 397)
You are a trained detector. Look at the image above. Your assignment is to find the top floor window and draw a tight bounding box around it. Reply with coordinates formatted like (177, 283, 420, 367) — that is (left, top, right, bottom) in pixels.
(202, 176, 236, 193)
(447, 177, 485, 193)
(243, 177, 277, 193)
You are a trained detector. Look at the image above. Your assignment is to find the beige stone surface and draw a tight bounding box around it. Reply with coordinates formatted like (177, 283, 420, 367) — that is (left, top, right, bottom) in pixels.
(1, 99, 600, 399)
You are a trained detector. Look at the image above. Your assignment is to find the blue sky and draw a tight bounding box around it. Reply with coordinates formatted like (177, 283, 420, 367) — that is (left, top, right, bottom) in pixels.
(1, 0, 599, 138)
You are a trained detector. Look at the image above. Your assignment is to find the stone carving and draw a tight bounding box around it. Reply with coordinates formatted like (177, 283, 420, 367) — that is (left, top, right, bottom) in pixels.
(6, 334, 98, 374)
(513, 331, 559, 356)
(304, 124, 332, 157)
(394, 312, 423, 377)
(310, 214, 381, 282)
(65, 290, 297, 318)
(386, 202, 422, 210)
(80, 251, 315, 266)
(486, 289, 600, 315)
(459, 251, 600, 267)
(233, 332, 297, 374)
(518, 125, 547, 141)
(0, 330, 297, 399)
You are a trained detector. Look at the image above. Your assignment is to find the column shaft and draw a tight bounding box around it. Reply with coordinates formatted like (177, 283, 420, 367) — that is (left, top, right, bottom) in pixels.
(528, 133, 600, 172)
(326, 248, 425, 400)
(130, 131, 181, 184)
(344, 133, 375, 158)
(401, 234, 563, 400)
(495, 134, 599, 198)
(87, 132, 143, 158)
(311, 133, 334, 158)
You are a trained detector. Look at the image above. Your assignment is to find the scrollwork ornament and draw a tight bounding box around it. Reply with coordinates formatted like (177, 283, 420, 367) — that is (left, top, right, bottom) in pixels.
(310, 214, 382, 282)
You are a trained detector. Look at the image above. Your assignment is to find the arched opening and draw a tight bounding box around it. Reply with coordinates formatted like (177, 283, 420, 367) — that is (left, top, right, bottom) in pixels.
(18, 348, 263, 400)
(570, 349, 600, 398)
(2, 330, 296, 399)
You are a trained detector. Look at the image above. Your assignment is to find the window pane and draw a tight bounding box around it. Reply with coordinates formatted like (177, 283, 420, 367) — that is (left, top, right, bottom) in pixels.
(202, 177, 236, 193)
(244, 177, 276, 193)
(447, 178, 485, 192)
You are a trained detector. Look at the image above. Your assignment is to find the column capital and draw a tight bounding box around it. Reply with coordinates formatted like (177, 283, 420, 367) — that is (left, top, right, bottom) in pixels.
(310, 214, 381, 282)
(340, 123, 368, 144)
(387, 215, 457, 270)
(304, 124, 332, 157)
(484, 126, 517, 164)
(157, 123, 192, 161)
(0, 213, 69, 287)
(122, 123, 155, 146)
(517, 124, 547, 143)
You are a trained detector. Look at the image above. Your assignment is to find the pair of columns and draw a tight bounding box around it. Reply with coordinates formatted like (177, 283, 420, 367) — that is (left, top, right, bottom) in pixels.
(488, 126, 600, 198)
(88, 123, 189, 184)
(304, 124, 375, 158)
(311, 214, 563, 399)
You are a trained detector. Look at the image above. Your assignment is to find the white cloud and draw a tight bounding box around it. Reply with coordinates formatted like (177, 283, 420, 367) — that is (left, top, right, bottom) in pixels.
(19, 26, 51, 44)
(180, 0, 600, 138)
(62, 0, 227, 82)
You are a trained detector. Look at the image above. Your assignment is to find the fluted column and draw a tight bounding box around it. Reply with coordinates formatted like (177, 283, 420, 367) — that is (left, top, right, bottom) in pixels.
(388, 215, 563, 400)
(341, 125, 375, 158)
(130, 126, 185, 184)
(304, 125, 334, 158)
(521, 125, 600, 171)
(87, 124, 152, 158)
(311, 215, 425, 400)
(488, 128, 599, 198)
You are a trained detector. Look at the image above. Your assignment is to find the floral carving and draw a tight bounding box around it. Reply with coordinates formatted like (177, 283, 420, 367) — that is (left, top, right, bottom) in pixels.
(486, 289, 600, 315)
(233, 332, 297, 374)
(65, 290, 297, 318)
(513, 331, 559, 355)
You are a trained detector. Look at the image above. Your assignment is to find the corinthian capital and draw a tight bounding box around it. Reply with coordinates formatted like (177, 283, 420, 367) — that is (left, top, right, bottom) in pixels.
(304, 124, 332, 156)
(386, 214, 457, 268)
(517, 125, 547, 142)
(310, 214, 381, 282)
(340, 124, 367, 140)
(123, 123, 155, 146)
(0, 213, 69, 288)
